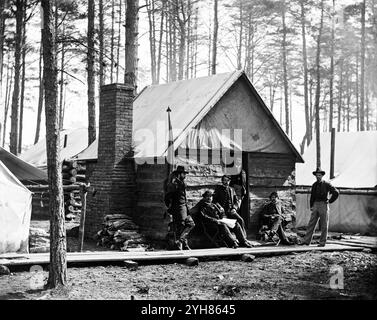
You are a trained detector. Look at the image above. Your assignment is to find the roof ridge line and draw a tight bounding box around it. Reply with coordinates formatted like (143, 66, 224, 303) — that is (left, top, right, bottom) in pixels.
(160, 70, 243, 157)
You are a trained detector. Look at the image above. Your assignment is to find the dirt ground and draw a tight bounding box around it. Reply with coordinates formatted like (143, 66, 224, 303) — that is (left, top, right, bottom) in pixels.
(1, 250, 376, 300)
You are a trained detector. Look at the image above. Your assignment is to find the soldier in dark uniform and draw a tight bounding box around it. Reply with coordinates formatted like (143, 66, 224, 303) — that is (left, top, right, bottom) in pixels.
(229, 157, 247, 212)
(213, 175, 247, 237)
(164, 166, 195, 250)
(198, 191, 252, 248)
(261, 191, 292, 245)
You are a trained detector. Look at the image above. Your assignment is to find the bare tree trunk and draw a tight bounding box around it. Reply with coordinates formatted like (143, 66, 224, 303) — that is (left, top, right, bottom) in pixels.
(156, 0, 165, 83)
(110, 0, 115, 83)
(289, 88, 293, 140)
(146, 0, 157, 84)
(99, 0, 104, 87)
(171, 9, 177, 81)
(87, 0, 96, 145)
(309, 77, 314, 139)
(244, 13, 252, 77)
(125, 0, 139, 88)
(281, 0, 289, 137)
(279, 86, 283, 125)
(360, 0, 366, 131)
(185, 3, 191, 80)
(59, 23, 65, 131)
(35, 34, 44, 144)
(42, 0, 67, 289)
(300, 0, 311, 146)
(9, 0, 24, 155)
(165, 6, 169, 82)
(366, 91, 370, 130)
(0, 0, 7, 108)
(337, 60, 343, 132)
(176, 2, 186, 81)
(116, 0, 122, 83)
(193, 7, 198, 78)
(237, 0, 243, 70)
(346, 75, 350, 131)
(329, 0, 335, 131)
(315, 0, 324, 168)
(211, 0, 218, 75)
(2, 55, 13, 147)
(356, 53, 360, 131)
(207, 6, 211, 76)
(18, 2, 26, 154)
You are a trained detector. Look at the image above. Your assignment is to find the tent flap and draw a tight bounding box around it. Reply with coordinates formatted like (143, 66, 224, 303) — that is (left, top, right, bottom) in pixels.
(0, 160, 32, 254)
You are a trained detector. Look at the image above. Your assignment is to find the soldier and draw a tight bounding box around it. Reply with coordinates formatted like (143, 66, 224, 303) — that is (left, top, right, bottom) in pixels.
(260, 191, 292, 245)
(164, 166, 195, 250)
(229, 157, 247, 210)
(301, 167, 339, 247)
(198, 191, 252, 248)
(213, 175, 247, 237)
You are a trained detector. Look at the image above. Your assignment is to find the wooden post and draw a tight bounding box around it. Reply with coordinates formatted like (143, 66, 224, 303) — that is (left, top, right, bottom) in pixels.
(78, 185, 88, 252)
(330, 128, 336, 179)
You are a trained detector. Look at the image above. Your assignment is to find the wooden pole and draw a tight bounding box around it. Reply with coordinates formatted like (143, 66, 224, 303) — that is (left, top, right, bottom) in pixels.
(78, 185, 87, 252)
(330, 128, 336, 179)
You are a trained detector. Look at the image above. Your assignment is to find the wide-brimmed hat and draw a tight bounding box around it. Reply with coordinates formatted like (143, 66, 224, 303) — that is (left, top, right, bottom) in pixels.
(312, 167, 326, 176)
(202, 190, 214, 198)
(174, 165, 189, 174)
(221, 174, 232, 180)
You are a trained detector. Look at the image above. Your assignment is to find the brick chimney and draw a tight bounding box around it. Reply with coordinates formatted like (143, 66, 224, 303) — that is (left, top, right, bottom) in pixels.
(85, 84, 136, 236)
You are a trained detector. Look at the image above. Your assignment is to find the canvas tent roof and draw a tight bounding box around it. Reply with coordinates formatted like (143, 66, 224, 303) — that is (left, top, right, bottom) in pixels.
(0, 147, 47, 182)
(296, 131, 377, 188)
(20, 127, 92, 169)
(0, 160, 32, 254)
(73, 71, 303, 162)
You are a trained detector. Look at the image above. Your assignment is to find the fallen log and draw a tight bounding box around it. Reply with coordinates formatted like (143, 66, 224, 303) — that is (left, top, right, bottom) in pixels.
(65, 199, 82, 207)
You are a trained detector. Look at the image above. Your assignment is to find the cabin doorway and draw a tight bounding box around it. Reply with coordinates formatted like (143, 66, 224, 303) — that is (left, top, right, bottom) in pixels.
(228, 152, 250, 231)
(240, 152, 250, 229)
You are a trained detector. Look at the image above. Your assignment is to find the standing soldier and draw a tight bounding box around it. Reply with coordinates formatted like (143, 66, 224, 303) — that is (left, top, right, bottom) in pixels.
(164, 166, 195, 250)
(302, 168, 339, 247)
(229, 157, 247, 211)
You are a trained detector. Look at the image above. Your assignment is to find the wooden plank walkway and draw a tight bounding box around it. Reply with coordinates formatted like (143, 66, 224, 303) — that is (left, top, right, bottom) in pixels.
(0, 243, 365, 267)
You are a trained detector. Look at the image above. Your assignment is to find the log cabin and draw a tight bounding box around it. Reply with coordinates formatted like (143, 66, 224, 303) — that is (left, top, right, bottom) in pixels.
(77, 70, 304, 245)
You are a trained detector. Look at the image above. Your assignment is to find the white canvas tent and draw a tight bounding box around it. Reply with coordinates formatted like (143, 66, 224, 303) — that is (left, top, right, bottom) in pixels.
(296, 131, 377, 235)
(0, 146, 47, 183)
(20, 127, 94, 169)
(0, 160, 32, 254)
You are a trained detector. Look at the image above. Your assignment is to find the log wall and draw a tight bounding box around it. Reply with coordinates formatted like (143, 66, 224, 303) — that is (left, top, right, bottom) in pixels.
(133, 162, 225, 241)
(247, 152, 296, 235)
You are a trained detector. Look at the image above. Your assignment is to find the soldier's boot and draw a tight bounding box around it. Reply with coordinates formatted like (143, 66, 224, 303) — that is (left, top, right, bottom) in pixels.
(181, 239, 191, 250)
(175, 240, 183, 250)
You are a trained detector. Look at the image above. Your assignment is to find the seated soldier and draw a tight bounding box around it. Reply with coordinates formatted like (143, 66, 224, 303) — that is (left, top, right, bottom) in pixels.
(198, 190, 253, 248)
(213, 175, 247, 237)
(260, 191, 292, 245)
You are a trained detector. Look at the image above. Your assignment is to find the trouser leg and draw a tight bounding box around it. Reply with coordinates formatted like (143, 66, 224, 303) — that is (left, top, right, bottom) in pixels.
(277, 224, 289, 243)
(270, 216, 289, 243)
(318, 203, 329, 246)
(217, 224, 237, 246)
(303, 205, 320, 245)
(178, 216, 195, 242)
(227, 210, 247, 237)
(233, 222, 248, 244)
(270, 216, 282, 232)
